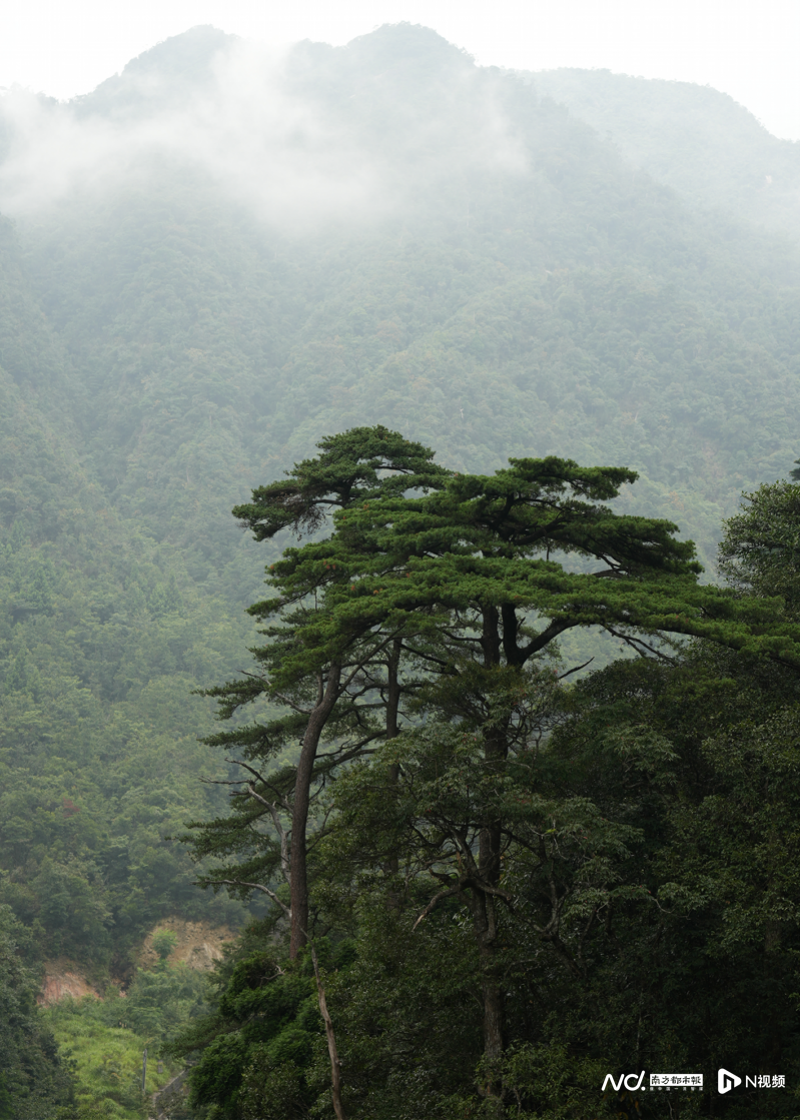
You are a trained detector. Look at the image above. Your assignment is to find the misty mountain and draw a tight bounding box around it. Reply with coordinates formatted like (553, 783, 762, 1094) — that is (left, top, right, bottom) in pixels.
(5, 24, 800, 567)
(531, 66, 800, 234)
(3, 19, 800, 999)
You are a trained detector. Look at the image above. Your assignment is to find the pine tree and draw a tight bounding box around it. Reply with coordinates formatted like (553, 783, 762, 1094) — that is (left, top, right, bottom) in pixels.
(190, 430, 800, 1105)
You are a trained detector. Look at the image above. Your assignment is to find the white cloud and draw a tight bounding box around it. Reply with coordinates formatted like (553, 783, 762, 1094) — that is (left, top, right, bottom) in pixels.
(0, 33, 528, 231)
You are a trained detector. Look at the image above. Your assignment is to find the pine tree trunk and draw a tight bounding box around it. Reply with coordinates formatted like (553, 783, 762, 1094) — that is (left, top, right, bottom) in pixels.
(289, 664, 341, 958)
(470, 888, 505, 1116)
(385, 641, 402, 892)
(477, 605, 507, 1112)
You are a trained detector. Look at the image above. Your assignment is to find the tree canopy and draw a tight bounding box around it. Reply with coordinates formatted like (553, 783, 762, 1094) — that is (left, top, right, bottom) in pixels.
(181, 429, 800, 1118)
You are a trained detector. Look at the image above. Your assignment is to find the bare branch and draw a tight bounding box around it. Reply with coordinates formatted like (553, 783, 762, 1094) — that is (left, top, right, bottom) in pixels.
(603, 624, 679, 663)
(222, 758, 293, 882)
(271, 690, 314, 715)
(317, 735, 382, 767)
(225, 757, 270, 785)
(339, 629, 403, 695)
(413, 883, 465, 930)
(205, 878, 290, 918)
(412, 870, 514, 931)
(557, 657, 594, 680)
(520, 618, 576, 660)
(311, 945, 347, 1120)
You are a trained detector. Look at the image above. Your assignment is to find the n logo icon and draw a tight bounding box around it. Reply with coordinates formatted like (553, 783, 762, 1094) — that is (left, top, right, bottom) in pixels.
(718, 1069, 742, 1094)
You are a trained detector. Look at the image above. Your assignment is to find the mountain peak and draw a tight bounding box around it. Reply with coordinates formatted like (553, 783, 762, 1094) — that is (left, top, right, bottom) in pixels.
(74, 25, 236, 119)
(345, 22, 474, 69)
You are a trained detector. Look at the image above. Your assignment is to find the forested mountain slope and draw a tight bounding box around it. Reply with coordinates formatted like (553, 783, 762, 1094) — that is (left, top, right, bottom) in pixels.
(2, 20, 800, 1091)
(531, 67, 800, 235)
(0, 213, 253, 971)
(5, 24, 800, 573)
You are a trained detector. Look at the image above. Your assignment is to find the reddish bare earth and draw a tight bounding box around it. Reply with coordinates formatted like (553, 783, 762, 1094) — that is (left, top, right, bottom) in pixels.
(39, 919, 235, 1004)
(38, 961, 102, 1006)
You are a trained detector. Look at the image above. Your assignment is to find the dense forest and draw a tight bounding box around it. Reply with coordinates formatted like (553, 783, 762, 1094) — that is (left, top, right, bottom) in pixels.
(2, 20, 800, 1118)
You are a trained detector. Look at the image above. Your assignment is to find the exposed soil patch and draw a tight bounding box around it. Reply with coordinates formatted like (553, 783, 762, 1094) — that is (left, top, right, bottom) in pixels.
(138, 917, 235, 972)
(39, 920, 235, 1004)
(38, 960, 103, 1006)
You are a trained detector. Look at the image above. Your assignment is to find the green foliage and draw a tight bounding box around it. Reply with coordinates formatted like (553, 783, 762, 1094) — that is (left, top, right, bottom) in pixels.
(0, 429, 256, 965)
(718, 480, 800, 614)
(169, 931, 338, 1120)
(120, 963, 209, 1047)
(46, 999, 158, 1120)
(0, 905, 75, 1120)
(182, 430, 800, 1118)
(3, 25, 800, 978)
(152, 930, 179, 961)
(43, 963, 209, 1119)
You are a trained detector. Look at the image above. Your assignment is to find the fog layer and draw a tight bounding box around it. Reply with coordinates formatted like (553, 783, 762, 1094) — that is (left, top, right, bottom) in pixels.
(0, 24, 527, 230)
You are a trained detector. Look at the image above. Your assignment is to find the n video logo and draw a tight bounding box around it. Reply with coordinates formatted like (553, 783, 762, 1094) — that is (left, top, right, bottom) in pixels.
(718, 1069, 742, 1094)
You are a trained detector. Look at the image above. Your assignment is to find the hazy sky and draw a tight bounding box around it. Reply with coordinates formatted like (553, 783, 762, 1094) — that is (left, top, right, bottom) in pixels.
(4, 0, 800, 140)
